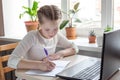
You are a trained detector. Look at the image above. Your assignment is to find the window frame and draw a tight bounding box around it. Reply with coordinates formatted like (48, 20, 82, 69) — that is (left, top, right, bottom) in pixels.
(66, 0, 114, 29)
(29, 0, 114, 36)
(0, 0, 4, 36)
(102, 0, 114, 28)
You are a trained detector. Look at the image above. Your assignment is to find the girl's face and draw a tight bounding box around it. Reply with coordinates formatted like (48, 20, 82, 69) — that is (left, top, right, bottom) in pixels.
(39, 18, 60, 39)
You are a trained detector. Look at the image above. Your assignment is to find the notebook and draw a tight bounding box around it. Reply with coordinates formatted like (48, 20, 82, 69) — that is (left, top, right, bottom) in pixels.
(56, 29, 120, 80)
(25, 60, 70, 77)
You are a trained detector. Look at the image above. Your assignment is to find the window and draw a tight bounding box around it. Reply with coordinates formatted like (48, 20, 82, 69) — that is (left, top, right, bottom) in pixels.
(69, 0, 101, 28)
(2, 0, 116, 38)
(33, 0, 61, 9)
(2, 0, 28, 37)
(114, 0, 120, 29)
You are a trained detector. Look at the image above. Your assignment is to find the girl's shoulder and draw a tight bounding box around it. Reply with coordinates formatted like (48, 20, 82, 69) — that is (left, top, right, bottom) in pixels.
(56, 31, 65, 38)
(26, 30, 38, 37)
(23, 30, 38, 40)
(27, 30, 38, 34)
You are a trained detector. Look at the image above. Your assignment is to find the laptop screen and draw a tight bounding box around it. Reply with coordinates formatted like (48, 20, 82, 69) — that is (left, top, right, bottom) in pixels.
(100, 29, 120, 80)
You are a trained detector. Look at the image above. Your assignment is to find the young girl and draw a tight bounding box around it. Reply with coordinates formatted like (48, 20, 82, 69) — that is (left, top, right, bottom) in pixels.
(8, 5, 78, 72)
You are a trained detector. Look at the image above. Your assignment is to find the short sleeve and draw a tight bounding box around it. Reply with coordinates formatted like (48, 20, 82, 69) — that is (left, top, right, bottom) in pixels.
(8, 31, 35, 69)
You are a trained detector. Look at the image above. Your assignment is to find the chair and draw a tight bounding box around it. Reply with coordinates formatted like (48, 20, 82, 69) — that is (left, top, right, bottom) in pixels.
(0, 42, 18, 80)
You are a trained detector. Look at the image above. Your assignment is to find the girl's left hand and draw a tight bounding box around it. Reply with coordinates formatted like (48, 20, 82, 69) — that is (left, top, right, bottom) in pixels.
(42, 53, 63, 61)
(49, 53, 63, 60)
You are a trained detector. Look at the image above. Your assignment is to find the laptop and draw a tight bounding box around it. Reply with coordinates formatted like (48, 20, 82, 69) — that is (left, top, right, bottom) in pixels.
(56, 29, 120, 80)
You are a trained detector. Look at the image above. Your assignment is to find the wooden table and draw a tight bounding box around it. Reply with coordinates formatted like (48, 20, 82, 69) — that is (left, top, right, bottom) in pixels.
(15, 55, 120, 80)
(109, 71, 120, 80)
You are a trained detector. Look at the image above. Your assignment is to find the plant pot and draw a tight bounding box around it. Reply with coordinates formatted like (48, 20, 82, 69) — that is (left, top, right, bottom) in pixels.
(89, 36, 96, 43)
(65, 27, 76, 40)
(25, 21, 38, 32)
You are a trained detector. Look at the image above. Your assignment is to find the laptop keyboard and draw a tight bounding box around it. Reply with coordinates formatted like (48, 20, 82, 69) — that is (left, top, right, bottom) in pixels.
(73, 61, 100, 80)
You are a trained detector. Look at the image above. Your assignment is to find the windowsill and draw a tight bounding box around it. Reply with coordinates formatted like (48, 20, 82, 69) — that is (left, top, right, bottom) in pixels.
(69, 37, 102, 52)
(0, 36, 102, 52)
(0, 35, 25, 40)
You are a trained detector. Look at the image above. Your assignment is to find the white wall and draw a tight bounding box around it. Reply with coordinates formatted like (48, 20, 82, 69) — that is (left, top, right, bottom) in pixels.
(2, 0, 28, 39)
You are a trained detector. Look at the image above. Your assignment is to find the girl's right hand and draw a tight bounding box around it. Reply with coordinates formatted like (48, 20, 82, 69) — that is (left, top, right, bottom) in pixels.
(39, 60, 56, 72)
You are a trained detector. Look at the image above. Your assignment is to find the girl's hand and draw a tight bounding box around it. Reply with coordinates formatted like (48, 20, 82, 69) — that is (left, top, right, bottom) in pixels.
(39, 60, 55, 72)
(42, 53, 63, 61)
(49, 53, 63, 60)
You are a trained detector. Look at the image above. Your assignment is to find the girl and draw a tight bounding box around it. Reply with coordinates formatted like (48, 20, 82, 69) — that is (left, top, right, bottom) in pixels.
(8, 5, 78, 72)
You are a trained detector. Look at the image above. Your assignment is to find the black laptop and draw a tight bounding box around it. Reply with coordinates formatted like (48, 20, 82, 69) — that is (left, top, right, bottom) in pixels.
(56, 29, 120, 80)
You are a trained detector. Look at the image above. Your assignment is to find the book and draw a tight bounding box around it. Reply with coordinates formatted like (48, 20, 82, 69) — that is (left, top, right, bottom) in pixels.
(25, 60, 70, 77)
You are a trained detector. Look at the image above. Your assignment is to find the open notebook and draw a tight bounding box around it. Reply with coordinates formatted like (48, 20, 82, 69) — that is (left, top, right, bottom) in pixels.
(25, 60, 70, 77)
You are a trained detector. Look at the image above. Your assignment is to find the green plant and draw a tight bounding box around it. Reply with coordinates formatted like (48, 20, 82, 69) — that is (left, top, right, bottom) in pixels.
(60, 2, 81, 29)
(104, 25, 113, 32)
(19, 0, 39, 21)
(89, 30, 96, 36)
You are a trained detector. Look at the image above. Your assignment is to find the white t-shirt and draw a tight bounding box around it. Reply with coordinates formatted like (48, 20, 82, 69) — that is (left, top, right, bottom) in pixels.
(8, 30, 78, 69)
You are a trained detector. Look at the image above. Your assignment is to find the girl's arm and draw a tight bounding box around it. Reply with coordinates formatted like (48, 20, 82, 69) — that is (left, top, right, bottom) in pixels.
(42, 47, 76, 61)
(55, 47, 76, 58)
(17, 59, 55, 71)
(42, 32, 79, 61)
(8, 31, 55, 71)
(56, 32, 79, 56)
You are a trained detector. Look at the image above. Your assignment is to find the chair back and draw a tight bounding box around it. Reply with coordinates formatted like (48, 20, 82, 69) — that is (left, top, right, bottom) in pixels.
(0, 42, 18, 80)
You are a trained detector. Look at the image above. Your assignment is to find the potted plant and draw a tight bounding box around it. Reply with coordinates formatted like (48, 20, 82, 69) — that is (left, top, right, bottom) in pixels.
(19, 0, 39, 32)
(60, 2, 81, 39)
(104, 25, 113, 32)
(97, 25, 113, 46)
(88, 30, 96, 43)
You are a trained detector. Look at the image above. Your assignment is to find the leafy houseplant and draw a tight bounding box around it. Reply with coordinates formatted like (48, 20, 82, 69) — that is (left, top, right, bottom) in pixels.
(19, 0, 39, 32)
(104, 25, 113, 32)
(60, 2, 81, 39)
(89, 30, 96, 43)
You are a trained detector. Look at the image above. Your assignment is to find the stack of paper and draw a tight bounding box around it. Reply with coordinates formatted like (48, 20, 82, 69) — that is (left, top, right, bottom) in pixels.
(25, 60, 70, 76)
